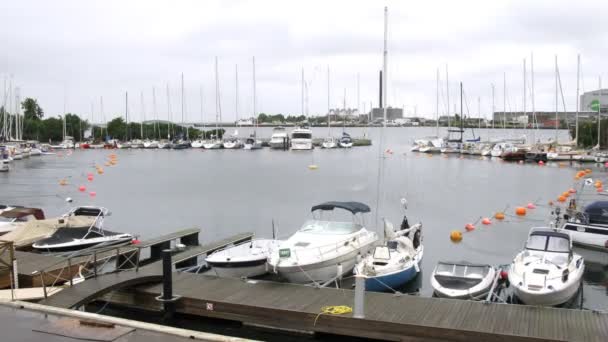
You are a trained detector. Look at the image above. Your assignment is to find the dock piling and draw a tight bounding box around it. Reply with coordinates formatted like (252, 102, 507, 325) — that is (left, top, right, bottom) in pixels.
(353, 275, 365, 319)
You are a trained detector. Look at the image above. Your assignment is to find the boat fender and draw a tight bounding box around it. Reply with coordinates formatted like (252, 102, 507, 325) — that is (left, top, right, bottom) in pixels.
(562, 269, 569, 283)
(414, 262, 420, 273)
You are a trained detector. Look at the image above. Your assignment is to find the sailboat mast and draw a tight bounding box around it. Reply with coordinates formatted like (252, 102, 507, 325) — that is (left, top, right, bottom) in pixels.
(446, 65, 450, 129)
(91, 101, 95, 141)
(343, 88, 346, 132)
(436, 69, 439, 136)
(357, 73, 360, 123)
(125, 92, 129, 141)
(215, 57, 221, 138)
(252, 56, 257, 135)
(166, 83, 172, 139)
(301, 68, 304, 116)
(598, 77, 601, 148)
(375, 5, 388, 226)
(575, 54, 580, 144)
(152, 87, 158, 139)
(100, 96, 104, 139)
(327, 66, 331, 134)
(555, 56, 558, 144)
(460, 82, 463, 142)
(491, 84, 495, 129)
(478, 97, 481, 130)
(200, 86, 204, 134)
(531, 52, 536, 142)
(235, 64, 239, 124)
(140, 91, 144, 139)
(503, 72, 506, 130)
(523, 58, 526, 132)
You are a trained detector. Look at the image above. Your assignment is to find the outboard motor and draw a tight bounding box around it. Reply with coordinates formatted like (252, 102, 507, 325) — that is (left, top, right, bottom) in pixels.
(400, 215, 410, 230)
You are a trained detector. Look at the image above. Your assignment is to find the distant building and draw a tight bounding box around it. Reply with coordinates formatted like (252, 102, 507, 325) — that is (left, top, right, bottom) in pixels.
(580, 89, 608, 113)
(371, 107, 403, 121)
(493, 111, 598, 128)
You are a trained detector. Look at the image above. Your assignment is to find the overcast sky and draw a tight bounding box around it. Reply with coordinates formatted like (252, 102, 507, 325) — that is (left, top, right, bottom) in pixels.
(1, 0, 607, 123)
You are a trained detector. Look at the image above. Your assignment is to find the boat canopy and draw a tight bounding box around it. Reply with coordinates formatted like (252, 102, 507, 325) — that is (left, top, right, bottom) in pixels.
(584, 201, 608, 225)
(311, 201, 371, 214)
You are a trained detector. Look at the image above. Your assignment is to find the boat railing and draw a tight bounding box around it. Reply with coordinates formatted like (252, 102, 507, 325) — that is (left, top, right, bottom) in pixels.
(291, 233, 369, 261)
(31, 241, 139, 299)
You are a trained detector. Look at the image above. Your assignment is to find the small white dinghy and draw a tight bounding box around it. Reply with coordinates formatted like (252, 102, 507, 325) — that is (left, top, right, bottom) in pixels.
(205, 239, 281, 278)
(431, 262, 497, 299)
(509, 227, 584, 306)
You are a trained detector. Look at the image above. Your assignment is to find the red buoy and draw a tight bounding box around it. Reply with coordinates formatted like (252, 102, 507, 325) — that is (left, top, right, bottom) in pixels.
(78, 185, 86, 192)
(465, 223, 475, 231)
(481, 218, 491, 225)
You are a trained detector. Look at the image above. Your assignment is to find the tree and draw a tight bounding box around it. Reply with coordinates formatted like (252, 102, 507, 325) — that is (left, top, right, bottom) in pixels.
(107, 117, 127, 140)
(21, 98, 44, 120)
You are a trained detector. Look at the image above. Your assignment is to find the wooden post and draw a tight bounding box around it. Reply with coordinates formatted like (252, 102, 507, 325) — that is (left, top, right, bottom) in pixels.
(353, 275, 365, 319)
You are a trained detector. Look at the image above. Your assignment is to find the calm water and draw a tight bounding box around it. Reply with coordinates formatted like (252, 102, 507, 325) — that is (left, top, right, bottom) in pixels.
(2, 127, 607, 311)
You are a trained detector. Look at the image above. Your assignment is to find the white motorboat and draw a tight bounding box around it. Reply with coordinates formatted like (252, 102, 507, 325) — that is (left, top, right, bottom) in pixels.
(508, 227, 584, 306)
(32, 206, 133, 252)
(205, 239, 281, 278)
(130, 139, 145, 149)
(243, 136, 263, 150)
(267, 201, 378, 284)
(269, 126, 289, 149)
(353, 199, 423, 292)
(157, 140, 170, 149)
(418, 138, 444, 153)
(223, 136, 243, 149)
(338, 132, 353, 148)
(116, 141, 131, 149)
(190, 139, 205, 148)
(560, 201, 608, 250)
(290, 127, 313, 150)
(490, 142, 516, 157)
(431, 262, 497, 299)
(203, 138, 223, 149)
(321, 137, 337, 149)
(143, 140, 159, 149)
(59, 137, 75, 149)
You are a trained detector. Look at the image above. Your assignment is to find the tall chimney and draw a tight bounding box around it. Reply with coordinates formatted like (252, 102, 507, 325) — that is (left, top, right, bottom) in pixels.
(379, 70, 383, 109)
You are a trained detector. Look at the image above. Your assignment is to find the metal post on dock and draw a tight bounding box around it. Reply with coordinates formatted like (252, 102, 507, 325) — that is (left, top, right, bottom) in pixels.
(353, 275, 365, 319)
(156, 249, 180, 321)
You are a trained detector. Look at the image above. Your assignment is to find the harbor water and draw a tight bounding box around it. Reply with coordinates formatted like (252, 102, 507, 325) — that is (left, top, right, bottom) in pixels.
(2, 127, 606, 311)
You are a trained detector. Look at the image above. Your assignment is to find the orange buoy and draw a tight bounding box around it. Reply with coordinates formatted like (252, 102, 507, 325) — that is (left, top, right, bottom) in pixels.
(562, 191, 570, 198)
(465, 223, 475, 231)
(59, 179, 67, 186)
(515, 207, 527, 216)
(494, 212, 505, 220)
(585, 168, 592, 174)
(481, 218, 492, 225)
(78, 185, 86, 192)
(97, 169, 104, 175)
(527, 203, 536, 209)
(105, 162, 111, 166)
(558, 196, 567, 203)
(450, 230, 463, 242)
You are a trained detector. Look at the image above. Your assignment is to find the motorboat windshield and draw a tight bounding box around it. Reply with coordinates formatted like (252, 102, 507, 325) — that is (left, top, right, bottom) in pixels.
(525, 231, 570, 253)
(298, 220, 362, 235)
(292, 132, 312, 139)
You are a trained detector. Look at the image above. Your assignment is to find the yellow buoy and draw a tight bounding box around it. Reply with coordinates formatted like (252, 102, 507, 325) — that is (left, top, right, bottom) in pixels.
(308, 164, 318, 170)
(450, 230, 463, 242)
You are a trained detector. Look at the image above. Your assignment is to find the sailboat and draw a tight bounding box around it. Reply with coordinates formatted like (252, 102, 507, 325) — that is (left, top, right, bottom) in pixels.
(441, 82, 465, 153)
(418, 69, 445, 154)
(353, 199, 423, 292)
(338, 88, 353, 148)
(223, 65, 243, 149)
(191, 86, 206, 148)
(322, 66, 337, 149)
(204, 57, 224, 149)
(244, 57, 263, 150)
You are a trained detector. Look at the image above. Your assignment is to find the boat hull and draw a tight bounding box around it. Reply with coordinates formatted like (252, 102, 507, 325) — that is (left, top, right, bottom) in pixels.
(562, 223, 608, 250)
(207, 259, 268, 278)
(33, 236, 133, 252)
(363, 264, 418, 292)
(273, 242, 375, 284)
(511, 280, 581, 306)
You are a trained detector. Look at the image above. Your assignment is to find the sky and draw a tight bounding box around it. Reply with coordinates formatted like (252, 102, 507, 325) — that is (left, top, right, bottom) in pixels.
(1, 0, 607, 123)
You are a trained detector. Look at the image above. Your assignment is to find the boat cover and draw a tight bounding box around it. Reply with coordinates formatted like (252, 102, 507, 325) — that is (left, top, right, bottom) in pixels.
(584, 201, 608, 225)
(1, 216, 97, 247)
(311, 201, 371, 214)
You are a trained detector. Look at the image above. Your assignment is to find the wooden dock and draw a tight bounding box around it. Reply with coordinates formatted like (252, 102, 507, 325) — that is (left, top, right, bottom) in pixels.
(40, 268, 608, 341)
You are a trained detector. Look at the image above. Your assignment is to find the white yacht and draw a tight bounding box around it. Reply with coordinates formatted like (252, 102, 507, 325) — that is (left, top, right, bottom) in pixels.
(269, 126, 289, 149)
(243, 135, 263, 150)
(508, 227, 584, 306)
(143, 140, 159, 149)
(203, 136, 223, 149)
(0, 159, 8, 172)
(322, 137, 337, 149)
(290, 127, 313, 150)
(223, 136, 243, 149)
(267, 201, 378, 284)
(560, 201, 608, 250)
(418, 137, 444, 153)
(338, 132, 353, 148)
(190, 139, 205, 148)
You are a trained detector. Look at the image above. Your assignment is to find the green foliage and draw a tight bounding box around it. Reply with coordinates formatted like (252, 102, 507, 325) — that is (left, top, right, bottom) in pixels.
(39, 117, 64, 142)
(21, 98, 44, 120)
(571, 119, 607, 149)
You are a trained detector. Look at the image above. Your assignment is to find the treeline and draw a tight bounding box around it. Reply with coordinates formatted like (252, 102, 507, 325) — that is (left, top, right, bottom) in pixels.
(570, 119, 608, 149)
(95, 117, 225, 140)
